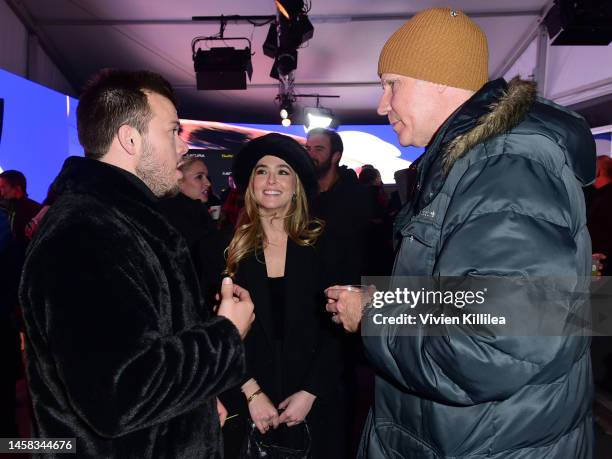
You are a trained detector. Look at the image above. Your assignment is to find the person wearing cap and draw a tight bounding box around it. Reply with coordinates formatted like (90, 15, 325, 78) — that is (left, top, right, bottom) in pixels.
(225, 133, 344, 457)
(326, 7, 595, 458)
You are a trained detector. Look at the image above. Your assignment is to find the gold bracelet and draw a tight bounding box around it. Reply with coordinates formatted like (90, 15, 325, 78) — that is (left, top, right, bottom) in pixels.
(247, 389, 263, 404)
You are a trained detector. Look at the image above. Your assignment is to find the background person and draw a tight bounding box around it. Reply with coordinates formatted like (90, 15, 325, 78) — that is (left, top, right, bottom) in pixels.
(306, 128, 373, 284)
(159, 155, 227, 310)
(587, 155, 612, 277)
(0, 170, 41, 253)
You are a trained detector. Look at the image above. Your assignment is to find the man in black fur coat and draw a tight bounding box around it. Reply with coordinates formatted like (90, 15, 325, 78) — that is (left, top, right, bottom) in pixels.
(19, 69, 254, 458)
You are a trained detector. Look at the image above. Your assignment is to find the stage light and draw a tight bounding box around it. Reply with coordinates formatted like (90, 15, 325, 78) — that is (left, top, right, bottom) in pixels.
(192, 34, 253, 90)
(277, 92, 294, 125)
(269, 50, 298, 81)
(304, 107, 335, 132)
(263, 24, 278, 58)
(275, 0, 304, 20)
(193, 47, 253, 90)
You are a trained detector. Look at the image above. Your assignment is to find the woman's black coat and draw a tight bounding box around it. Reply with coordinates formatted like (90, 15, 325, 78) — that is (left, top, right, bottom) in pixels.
(223, 239, 345, 458)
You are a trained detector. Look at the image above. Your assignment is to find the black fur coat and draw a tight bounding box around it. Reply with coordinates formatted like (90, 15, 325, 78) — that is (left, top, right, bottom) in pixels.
(19, 157, 245, 458)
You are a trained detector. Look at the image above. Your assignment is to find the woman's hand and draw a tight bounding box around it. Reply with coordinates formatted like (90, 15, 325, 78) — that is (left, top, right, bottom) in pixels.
(278, 391, 316, 427)
(248, 392, 280, 434)
(216, 398, 228, 427)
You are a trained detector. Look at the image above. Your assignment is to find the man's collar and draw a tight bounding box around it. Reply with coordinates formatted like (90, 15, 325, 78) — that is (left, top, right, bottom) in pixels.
(103, 162, 158, 202)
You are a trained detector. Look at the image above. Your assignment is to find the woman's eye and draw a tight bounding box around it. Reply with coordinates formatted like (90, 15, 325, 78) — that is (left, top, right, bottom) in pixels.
(279, 169, 290, 175)
(255, 169, 266, 175)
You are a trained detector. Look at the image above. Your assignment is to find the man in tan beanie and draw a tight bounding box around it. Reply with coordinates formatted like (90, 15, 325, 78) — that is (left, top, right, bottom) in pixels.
(326, 7, 595, 458)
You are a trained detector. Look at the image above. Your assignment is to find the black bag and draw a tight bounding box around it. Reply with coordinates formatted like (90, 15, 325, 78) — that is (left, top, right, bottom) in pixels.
(240, 420, 311, 458)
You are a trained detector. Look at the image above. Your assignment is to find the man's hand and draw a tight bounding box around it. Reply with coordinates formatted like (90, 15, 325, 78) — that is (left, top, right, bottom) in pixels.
(217, 277, 255, 339)
(278, 391, 316, 427)
(325, 285, 372, 333)
(217, 398, 228, 427)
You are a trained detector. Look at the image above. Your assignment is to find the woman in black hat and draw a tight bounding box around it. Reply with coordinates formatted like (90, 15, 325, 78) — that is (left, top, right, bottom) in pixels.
(224, 133, 344, 458)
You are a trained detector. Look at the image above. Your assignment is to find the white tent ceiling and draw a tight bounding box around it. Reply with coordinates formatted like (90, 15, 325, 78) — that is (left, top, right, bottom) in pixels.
(7, 0, 611, 126)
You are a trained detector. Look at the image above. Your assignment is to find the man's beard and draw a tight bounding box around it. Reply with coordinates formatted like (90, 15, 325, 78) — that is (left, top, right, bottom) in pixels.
(314, 154, 334, 178)
(135, 137, 180, 198)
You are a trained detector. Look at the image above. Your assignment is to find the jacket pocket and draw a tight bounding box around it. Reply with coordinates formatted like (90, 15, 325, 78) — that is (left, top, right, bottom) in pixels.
(374, 421, 440, 458)
(394, 219, 438, 276)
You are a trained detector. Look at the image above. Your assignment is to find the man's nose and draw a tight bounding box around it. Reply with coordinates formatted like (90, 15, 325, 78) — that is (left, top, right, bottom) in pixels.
(377, 90, 390, 116)
(177, 137, 189, 156)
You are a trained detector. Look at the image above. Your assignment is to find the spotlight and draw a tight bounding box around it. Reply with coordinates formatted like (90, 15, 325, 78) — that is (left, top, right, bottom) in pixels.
(192, 36, 253, 90)
(284, 13, 314, 49)
(265, 0, 313, 81)
(277, 92, 294, 125)
(275, 0, 304, 20)
(270, 50, 298, 80)
(304, 107, 336, 132)
(263, 23, 278, 58)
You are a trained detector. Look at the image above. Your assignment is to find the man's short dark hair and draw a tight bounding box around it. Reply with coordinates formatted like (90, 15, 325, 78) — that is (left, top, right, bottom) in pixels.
(307, 128, 344, 156)
(77, 69, 177, 160)
(0, 170, 26, 193)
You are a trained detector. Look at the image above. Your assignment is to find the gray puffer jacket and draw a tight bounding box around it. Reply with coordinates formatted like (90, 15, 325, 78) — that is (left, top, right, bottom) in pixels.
(359, 78, 595, 458)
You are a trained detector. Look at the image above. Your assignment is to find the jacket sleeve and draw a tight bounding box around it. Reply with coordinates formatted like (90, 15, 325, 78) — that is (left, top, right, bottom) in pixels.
(21, 218, 246, 438)
(233, 267, 257, 387)
(301, 298, 344, 399)
(301, 247, 344, 399)
(362, 153, 590, 405)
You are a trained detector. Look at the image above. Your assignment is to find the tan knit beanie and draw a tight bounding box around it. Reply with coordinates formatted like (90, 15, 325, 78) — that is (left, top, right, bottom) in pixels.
(378, 8, 489, 92)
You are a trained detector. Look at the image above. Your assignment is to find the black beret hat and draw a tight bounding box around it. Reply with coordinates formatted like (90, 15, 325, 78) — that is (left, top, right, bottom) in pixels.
(232, 133, 318, 198)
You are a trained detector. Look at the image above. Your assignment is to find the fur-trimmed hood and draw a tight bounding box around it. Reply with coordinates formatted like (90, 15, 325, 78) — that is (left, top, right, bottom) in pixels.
(443, 77, 536, 172)
(441, 77, 595, 185)
(409, 77, 595, 223)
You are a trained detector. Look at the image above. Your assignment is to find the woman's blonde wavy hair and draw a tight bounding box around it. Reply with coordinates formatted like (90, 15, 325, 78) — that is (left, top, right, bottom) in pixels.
(225, 164, 323, 278)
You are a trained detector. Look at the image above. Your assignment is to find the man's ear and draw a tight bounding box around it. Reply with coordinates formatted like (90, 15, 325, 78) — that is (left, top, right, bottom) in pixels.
(332, 151, 342, 166)
(117, 124, 141, 156)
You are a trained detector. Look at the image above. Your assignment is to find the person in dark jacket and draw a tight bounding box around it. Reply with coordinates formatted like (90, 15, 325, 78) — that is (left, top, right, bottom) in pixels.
(159, 155, 228, 310)
(0, 170, 42, 251)
(587, 155, 612, 276)
(306, 128, 373, 284)
(0, 208, 21, 437)
(306, 128, 376, 455)
(224, 133, 344, 458)
(587, 155, 612, 394)
(19, 69, 254, 458)
(327, 8, 595, 458)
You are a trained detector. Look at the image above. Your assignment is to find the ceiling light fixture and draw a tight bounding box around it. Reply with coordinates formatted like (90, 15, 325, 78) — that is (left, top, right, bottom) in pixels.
(295, 94, 340, 132)
(265, 0, 313, 82)
(304, 107, 334, 131)
(276, 91, 295, 126)
(191, 18, 253, 90)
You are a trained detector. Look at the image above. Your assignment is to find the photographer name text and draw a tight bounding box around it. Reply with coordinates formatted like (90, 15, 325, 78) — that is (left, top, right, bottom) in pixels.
(372, 312, 506, 325)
